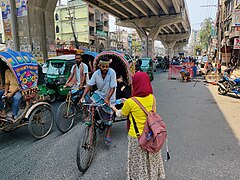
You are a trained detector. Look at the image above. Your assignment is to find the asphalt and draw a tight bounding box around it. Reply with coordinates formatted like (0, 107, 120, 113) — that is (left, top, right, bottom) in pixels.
(0, 70, 240, 180)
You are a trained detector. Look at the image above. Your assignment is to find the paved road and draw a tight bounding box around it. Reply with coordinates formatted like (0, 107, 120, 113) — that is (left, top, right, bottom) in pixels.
(0, 70, 240, 180)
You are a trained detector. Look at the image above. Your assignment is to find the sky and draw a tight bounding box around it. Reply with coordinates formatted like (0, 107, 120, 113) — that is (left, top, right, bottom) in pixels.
(61, 0, 218, 31)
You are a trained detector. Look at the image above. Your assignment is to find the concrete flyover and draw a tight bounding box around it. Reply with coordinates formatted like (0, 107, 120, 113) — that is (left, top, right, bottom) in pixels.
(84, 0, 191, 57)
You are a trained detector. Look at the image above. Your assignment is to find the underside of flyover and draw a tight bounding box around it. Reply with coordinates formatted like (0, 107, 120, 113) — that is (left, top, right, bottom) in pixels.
(84, 0, 191, 57)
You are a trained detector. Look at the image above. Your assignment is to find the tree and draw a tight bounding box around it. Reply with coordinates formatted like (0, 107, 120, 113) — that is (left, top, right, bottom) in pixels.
(194, 44, 202, 56)
(199, 18, 213, 52)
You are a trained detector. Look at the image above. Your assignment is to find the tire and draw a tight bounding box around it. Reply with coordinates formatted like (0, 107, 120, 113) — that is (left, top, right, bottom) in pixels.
(28, 104, 54, 139)
(48, 94, 56, 103)
(56, 101, 75, 134)
(218, 87, 228, 95)
(77, 124, 97, 173)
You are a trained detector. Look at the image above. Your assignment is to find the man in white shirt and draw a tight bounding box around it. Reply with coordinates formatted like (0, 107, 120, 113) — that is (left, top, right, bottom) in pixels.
(65, 53, 88, 96)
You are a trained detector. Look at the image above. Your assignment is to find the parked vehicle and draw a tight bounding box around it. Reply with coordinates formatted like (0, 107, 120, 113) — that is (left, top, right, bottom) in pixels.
(139, 57, 154, 81)
(217, 75, 240, 97)
(0, 50, 54, 138)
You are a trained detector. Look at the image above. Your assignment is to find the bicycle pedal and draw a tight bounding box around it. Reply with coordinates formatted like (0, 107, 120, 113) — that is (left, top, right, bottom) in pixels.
(84, 122, 92, 126)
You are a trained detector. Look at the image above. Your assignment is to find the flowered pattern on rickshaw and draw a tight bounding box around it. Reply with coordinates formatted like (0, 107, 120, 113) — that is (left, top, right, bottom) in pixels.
(0, 50, 39, 91)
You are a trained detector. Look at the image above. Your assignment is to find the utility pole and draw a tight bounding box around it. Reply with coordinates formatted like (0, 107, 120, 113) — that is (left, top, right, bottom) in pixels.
(66, 1, 79, 49)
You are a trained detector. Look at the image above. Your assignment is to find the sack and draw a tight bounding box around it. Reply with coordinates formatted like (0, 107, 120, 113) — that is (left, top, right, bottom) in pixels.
(131, 96, 167, 153)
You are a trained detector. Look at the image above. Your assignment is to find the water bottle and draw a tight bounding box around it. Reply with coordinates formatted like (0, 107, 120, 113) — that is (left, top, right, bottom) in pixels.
(146, 131, 153, 141)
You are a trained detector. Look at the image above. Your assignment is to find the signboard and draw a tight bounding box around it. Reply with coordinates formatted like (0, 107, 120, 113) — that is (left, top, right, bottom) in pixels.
(234, 38, 240, 49)
(232, 9, 240, 26)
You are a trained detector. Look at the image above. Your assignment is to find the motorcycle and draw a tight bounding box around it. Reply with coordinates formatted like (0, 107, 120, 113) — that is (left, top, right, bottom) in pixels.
(217, 75, 240, 97)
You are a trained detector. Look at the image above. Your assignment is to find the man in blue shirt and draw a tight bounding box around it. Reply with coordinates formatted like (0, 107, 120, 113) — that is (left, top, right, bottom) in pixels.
(80, 57, 117, 145)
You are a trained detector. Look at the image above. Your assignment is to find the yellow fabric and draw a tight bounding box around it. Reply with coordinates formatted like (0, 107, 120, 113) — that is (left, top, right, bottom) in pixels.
(5, 69, 18, 93)
(121, 94, 156, 138)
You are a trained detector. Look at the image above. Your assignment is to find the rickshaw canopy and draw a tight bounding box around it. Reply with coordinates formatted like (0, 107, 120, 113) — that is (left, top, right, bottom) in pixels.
(93, 51, 132, 85)
(0, 50, 38, 91)
(82, 51, 99, 58)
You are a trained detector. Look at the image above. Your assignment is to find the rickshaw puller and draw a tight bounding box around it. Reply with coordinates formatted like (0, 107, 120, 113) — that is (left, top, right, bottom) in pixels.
(0, 68, 22, 120)
(80, 57, 117, 145)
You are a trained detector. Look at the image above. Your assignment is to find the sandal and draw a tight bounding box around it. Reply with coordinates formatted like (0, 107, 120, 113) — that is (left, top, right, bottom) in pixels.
(104, 137, 112, 145)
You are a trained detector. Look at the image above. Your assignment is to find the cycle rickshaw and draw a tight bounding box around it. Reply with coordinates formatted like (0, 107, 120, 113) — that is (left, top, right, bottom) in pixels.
(76, 50, 133, 172)
(0, 50, 54, 139)
(55, 51, 99, 134)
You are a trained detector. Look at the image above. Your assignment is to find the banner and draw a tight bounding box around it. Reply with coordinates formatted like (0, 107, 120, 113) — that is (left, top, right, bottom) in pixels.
(168, 65, 193, 80)
(232, 9, 240, 26)
(234, 38, 240, 49)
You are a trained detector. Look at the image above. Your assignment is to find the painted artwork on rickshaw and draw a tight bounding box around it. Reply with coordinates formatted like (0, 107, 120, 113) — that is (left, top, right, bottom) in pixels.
(0, 50, 38, 90)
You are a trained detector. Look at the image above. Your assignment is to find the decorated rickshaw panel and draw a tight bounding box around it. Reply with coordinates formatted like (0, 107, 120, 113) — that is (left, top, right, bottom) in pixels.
(0, 51, 38, 91)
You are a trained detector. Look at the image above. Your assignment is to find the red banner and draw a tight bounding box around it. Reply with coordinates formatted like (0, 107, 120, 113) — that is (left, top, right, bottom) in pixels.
(168, 65, 193, 79)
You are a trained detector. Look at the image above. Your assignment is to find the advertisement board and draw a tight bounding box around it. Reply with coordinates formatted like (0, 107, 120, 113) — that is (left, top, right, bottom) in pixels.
(232, 9, 240, 26)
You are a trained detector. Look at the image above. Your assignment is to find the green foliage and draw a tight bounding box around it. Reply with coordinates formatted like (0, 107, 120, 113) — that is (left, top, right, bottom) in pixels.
(194, 44, 202, 56)
(199, 18, 213, 51)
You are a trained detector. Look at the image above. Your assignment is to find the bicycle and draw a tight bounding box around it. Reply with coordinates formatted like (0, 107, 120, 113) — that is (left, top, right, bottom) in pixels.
(76, 99, 126, 172)
(56, 88, 84, 133)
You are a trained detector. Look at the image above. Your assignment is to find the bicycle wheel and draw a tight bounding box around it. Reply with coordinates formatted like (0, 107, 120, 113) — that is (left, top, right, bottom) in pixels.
(28, 104, 54, 139)
(77, 124, 97, 172)
(56, 101, 75, 133)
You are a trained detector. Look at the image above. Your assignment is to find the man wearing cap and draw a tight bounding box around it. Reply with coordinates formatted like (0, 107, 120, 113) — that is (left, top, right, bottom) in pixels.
(80, 56, 117, 145)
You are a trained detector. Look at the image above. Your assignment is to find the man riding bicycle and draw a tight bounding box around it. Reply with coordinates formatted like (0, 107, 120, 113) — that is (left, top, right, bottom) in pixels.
(80, 57, 117, 145)
(65, 53, 88, 96)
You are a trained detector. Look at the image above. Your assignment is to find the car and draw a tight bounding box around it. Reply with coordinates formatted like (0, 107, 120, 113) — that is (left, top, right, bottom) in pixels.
(139, 57, 154, 81)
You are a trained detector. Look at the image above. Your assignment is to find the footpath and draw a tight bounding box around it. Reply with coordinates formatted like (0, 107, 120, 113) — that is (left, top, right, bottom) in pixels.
(206, 83, 240, 144)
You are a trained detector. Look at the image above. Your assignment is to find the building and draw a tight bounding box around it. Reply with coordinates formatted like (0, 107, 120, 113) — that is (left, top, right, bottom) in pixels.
(131, 30, 142, 58)
(216, 0, 240, 65)
(55, 0, 109, 52)
(109, 31, 117, 50)
(188, 29, 200, 55)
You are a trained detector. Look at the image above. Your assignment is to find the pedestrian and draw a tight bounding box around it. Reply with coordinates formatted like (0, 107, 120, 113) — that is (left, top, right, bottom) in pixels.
(217, 60, 222, 74)
(111, 72, 165, 180)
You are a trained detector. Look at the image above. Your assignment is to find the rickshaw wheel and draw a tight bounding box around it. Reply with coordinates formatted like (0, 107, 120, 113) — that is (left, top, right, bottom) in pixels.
(56, 101, 75, 133)
(28, 104, 54, 139)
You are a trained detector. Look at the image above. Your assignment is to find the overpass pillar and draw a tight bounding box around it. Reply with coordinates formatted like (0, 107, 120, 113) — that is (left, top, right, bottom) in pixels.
(162, 41, 176, 58)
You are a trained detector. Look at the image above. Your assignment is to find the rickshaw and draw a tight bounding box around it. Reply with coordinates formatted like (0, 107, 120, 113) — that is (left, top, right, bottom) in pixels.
(76, 50, 133, 172)
(0, 50, 54, 139)
(55, 51, 99, 133)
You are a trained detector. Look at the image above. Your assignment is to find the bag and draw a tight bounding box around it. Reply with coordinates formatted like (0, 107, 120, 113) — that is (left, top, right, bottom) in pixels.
(131, 96, 167, 153)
